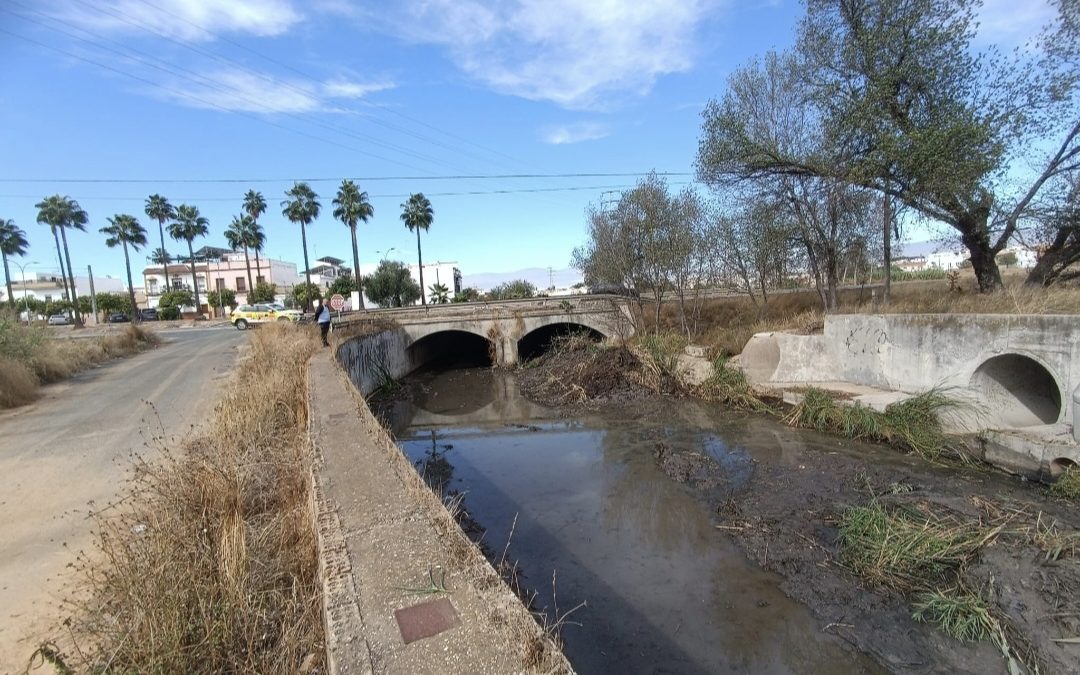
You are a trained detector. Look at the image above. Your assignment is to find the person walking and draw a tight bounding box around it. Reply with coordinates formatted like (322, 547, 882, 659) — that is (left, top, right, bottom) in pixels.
(315, 299, 332, 347)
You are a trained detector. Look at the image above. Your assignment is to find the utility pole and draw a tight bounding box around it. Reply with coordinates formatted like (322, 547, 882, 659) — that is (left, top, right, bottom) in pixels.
(87, 264, 98, 324)
(548, 266, 555, 292)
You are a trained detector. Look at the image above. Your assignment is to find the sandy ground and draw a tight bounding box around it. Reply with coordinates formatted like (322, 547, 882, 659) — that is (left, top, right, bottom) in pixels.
(0, 327, 244, 672)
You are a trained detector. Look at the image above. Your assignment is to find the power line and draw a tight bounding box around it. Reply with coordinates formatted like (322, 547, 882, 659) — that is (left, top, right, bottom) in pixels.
(0, 172, 692, 184)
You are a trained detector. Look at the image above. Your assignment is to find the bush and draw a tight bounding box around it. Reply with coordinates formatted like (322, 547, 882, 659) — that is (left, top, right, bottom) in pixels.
(248, 282, 277, 304)
(487, 279, 537, 300)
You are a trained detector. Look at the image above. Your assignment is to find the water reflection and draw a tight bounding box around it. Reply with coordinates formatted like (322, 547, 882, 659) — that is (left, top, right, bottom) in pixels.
(395, 368, 885, 674)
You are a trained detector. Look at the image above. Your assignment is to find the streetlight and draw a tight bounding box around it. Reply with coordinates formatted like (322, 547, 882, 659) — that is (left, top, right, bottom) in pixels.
(12, 260, 39, 324)
(376, 247, 397, 262)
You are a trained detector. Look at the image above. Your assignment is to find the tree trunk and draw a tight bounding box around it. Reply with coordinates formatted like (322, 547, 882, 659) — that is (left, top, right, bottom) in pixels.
(254, 249, 262, 286)
(351, 223, 365, 309)
(158, 218, 170, 290)
(2, 250, 12, 310)
(300, 221, 313, 311)
(416, 228, 425, 306)
(882, 191, 892, 305)
(53, 228, 70, 302)
(242, 244, 253, 301)
(59, 225, 81, 325)
(961, 226, 1003, 292)
(122, 241, 139, 322)
(187, 240, 201, 317)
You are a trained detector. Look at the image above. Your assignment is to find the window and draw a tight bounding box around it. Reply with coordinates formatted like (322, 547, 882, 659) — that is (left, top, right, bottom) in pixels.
(256, 275, 265, 284)
(236, 277, 246, 292)
(216, 278, 225, 291)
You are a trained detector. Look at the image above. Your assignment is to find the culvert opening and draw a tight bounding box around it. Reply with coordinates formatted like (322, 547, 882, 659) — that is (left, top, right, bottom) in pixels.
(408, 330, 493, 370)
(970, 353, 1062, 427)
(518, 323, 605, 361)
(1050, 458, 1077, 478)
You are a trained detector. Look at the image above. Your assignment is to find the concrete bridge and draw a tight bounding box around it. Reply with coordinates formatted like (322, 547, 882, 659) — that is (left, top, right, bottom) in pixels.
(334, 295, 634, 394)
(740, 313, 1080, 475)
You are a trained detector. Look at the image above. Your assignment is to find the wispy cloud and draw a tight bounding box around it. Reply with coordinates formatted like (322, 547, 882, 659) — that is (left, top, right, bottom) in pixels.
(51, 0, 303, 41)
(362, 0, 722, 110)
(975, 0, 1056, 46)
(156, 68, 393, 113)
(542, 122, 610, 145)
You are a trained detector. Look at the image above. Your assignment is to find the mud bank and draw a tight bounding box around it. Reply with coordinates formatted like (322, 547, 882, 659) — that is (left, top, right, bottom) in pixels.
(520, 350, 1080, 675)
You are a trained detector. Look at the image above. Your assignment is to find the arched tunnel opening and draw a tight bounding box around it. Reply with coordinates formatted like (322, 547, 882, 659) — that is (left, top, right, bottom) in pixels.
(408, 330, 493, 371)
(970, 353, 1062, 427)
(518, 323, 606, 362)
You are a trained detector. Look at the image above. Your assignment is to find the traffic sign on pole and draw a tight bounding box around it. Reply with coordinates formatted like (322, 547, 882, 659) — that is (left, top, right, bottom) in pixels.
(329, 294, 345, 311)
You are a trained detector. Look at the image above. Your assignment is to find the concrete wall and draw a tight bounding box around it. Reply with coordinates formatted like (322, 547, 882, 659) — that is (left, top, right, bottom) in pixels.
(335, 328, 413, 396)
(742, 314, 1080, 435)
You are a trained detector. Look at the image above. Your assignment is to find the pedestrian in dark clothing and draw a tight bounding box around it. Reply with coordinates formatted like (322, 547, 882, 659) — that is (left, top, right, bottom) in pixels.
(316, 301, 331, 346)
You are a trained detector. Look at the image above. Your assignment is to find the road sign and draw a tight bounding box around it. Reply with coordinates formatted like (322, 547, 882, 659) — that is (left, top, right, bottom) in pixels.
(329, 294, 345, 311)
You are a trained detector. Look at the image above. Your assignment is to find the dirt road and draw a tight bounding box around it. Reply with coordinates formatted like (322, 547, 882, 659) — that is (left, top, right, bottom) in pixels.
(0, 327, 245, 672)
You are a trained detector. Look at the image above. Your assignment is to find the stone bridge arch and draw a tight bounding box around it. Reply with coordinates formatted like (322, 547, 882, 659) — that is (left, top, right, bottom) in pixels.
(404, 325, 495, 370)
(517, 318, 609, 361)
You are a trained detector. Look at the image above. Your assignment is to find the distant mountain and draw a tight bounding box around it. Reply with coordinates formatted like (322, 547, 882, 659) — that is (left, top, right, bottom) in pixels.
(463, 267, 584, 291)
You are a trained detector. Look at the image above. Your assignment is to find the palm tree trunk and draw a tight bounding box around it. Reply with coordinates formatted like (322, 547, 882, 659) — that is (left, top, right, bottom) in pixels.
(350, 223, 365, 309)
(416, 228, 425, 306)
(187, 240, 201, 317)
(122, 241, 139, 323)
(300, 220, 313, 311)
(59, 225, 82, 325)
(158, 218, 170, 290)
(242, 244, 254, 301)
(254, 248, 262, 286)
(2, 250, 13, 310)
(52, 227, 70, 302)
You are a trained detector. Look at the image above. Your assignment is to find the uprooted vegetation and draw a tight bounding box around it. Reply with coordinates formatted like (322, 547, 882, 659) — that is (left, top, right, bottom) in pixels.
(35, 324, 323, 673)
(0, 314, 159, 408)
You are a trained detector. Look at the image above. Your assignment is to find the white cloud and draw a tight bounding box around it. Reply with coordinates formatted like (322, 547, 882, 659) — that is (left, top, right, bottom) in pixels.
(542, 122, 610, 144)
(51, 0, 302, 41)
(156, 69, 393, 113)
(976, 0, 1056, 47)
(367, 0, 721, 110)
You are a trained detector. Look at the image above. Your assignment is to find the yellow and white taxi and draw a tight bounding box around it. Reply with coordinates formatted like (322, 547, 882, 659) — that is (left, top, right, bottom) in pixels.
(230, 303, 302, 330)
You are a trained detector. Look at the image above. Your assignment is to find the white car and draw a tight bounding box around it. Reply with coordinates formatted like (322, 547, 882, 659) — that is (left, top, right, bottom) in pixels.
(47, 314, 72, 326)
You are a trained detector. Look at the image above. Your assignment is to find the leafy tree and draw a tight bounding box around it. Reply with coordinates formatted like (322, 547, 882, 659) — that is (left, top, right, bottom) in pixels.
(225, 214, 256, 294)
(290, 282, 323, 308)
(35, 194, 88, 324)
(145, 195, 176, 291)
(452, 287, 481, 303)
(157, 289, 193, 320)
(698, 0, 1080, 293)
(364, 260, 421, 307)
(332, 179, 374, 309)
(329, 275, 356, 297)
(77, 295, 93, 317)
(207, 288, 237, 316)
(281, 182, 321, 311)
(428, 282, 449, 304)
(996, 251, 1019, 268)
(248, 281, 277, 303)
(167, 205, 209, 316)
(101, 213, 148, 321)
(0, 218, 28, 308)
(149, 247, 172, 265)
(487, 279, 537, 300)
(400, 193, 433, 305)
(243, 190, 268, 281)
(96, 291, 132, 319)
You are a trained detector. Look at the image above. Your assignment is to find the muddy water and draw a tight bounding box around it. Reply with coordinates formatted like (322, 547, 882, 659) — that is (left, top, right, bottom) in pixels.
(388, 368, 887, 674)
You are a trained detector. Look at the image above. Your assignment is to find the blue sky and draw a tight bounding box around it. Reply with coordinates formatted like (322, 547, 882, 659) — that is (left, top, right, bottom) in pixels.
(0, 0, 1055, 286)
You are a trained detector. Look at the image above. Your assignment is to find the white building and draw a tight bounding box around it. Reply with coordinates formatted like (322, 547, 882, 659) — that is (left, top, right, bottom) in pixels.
(926, 247, 969, 270)
(1, 271, 126, 305)
(144, 246, 298, 312)
(408, 261, 462, 304)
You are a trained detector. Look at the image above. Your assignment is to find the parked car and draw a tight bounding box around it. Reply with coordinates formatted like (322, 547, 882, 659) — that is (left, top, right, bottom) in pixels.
(107, 312, 130, 323)
(47, 314, 72, 326)
(230, 304, 302, 330)
(138, 308, 159, 321)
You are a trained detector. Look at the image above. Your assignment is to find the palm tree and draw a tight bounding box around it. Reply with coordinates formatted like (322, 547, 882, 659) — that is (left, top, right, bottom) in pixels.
(281, 182, 321, 311)
(101, 214, 148, 322)
(243, 190, 267, 282)
(332, 179, 374, 310)
(0, 219, 29, 308)
(35, 194, 88, 325)
(168, 204, 209, 317)
(145, 195, 176, 291)
(149, 248, 172, 265)
(400, 193, 434, 305)
(225, 214, 256, 296)
(429, 282, 450, 304)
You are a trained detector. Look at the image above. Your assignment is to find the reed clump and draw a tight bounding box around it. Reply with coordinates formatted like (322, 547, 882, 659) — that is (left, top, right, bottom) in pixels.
(44, 323, 323, 673)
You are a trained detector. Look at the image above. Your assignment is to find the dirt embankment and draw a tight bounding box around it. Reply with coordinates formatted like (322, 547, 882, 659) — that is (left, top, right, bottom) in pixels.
(521, 348, 1080, 675)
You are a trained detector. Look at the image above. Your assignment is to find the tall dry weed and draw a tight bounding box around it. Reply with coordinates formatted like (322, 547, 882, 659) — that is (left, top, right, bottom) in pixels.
(0, 356, 39, 407)
(45, 323, 323, 673)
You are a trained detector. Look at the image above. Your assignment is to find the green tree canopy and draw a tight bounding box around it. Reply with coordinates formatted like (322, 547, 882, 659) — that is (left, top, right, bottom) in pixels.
(486, 279, 537, 300)
(207, 288, 237, 315)
(0, 218, 29, 309)
(101, 213, 148, 321)
(328, 275, 356, 297)
(145, 194, 175, 290)
(452, 287, 481, 303)
(364, 260, 421, 307)
(248, 281, 277, 303)
(35, 194, 88, 324)
(290, 282, 323, 308)
(428, 282, 449, 304)
(168, 204, 209, 316)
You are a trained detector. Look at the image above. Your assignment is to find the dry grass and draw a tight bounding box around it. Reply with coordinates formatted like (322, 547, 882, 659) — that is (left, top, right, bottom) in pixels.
(42, 323, 323, 673)
(649, 278, 1080, 355)
(1051, 466, 1080, 502)
(0, 315, 160, 408)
